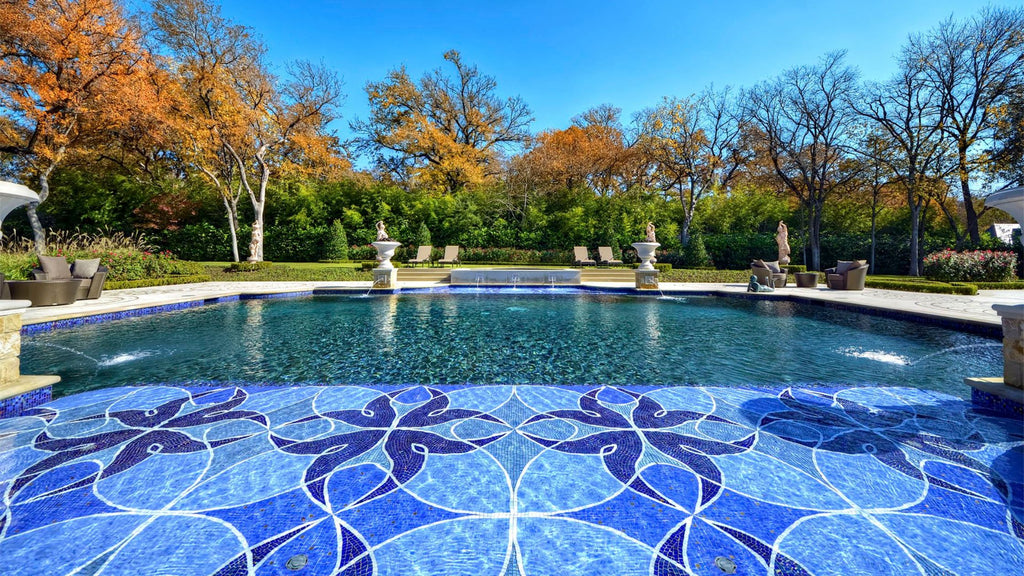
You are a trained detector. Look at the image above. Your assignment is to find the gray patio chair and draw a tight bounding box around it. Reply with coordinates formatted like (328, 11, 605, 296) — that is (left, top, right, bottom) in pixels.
(574, 246, 596, 267)
(438, 245, 460, 267)
(826, 260, 869, 290)
(408, 245, 433, 267)
(31, 255, 108, 300)
(597, 246, 623, 266)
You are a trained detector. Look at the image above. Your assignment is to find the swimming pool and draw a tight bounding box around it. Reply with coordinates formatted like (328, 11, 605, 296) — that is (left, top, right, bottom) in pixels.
(21, 292, 1001, 397)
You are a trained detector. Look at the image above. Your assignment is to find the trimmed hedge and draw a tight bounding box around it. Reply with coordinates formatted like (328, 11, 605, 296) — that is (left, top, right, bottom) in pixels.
(864, 277, 978, 295)
(105, 275, 211, 290)
(971, 281, 1024, 290)
(226, 261, 274, 272)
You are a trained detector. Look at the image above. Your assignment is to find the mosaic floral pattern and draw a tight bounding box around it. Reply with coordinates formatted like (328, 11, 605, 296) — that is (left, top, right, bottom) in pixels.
(0, 384, 1020, 575)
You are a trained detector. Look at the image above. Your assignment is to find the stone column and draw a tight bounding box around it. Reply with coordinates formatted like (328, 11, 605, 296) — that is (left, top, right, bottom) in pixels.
(0, 309, 21, 385)
(994, 304, 1024, 388)
(0, 303, 61, 417)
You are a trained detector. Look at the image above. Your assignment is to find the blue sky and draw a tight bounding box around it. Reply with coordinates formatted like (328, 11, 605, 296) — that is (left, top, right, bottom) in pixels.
(212, 0, 1017, 140)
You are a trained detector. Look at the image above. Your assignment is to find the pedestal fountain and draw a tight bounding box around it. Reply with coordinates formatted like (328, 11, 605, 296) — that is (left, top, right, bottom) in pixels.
(371, 221, 401, 289)
(632, 222, 661, 289)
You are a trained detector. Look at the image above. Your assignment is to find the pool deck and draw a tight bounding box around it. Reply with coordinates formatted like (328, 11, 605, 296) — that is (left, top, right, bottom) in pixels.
(18, 280, 1024, 332)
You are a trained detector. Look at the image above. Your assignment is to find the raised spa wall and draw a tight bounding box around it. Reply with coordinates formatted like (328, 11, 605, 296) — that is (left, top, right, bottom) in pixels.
(0, 302, 60, 417)
(450, 269, 581, 285)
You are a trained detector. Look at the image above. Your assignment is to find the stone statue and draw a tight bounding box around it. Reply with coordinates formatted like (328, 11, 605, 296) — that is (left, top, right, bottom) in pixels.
(747, 274, 774, 293)
(776, 220, 790, 265)
(645, 222, 657, 243)
(375, 220, 392, 242)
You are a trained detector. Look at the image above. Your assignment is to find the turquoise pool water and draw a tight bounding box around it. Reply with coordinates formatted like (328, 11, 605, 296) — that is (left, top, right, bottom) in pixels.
(21, 293, 1001, 397)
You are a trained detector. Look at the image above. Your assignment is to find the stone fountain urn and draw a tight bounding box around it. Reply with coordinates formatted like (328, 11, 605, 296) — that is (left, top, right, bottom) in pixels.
(371, 241, 402, 270)
(370, 240, 401, 289)
(631, 242, 660, 271)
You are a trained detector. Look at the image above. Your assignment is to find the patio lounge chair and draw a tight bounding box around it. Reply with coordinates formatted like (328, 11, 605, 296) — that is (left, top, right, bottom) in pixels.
(438, 245, 460, 267)
(597, 246, 623, 266)
(408, 245, 433, 267)
(574, 246, 596, 267)
(826, 260, 869, 290)
(751, 259, 787, 288)
(32, 255, 108, 300)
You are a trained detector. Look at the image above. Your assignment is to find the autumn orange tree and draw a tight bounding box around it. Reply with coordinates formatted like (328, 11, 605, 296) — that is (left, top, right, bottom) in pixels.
(354, 50, 532, 193)
(0, 0, 162, 253)
(153, 0, 345, 262)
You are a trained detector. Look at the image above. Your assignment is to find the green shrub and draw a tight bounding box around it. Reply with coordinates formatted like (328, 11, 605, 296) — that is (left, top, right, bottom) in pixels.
(226, 261, 273, 272)
(682, 233, 714, 268)
(0, 252, 38, 280)
(157, 223, 233, 261)
(414, 222, 432, 247)
(654, 263, 672, 273)
(971, 281, 1024, 289)
(361, 261, 376, 271)
(783, 264, 807, 273)
(864, 277, 978, 295)
(922, 249, 1017, 282)
(660, 268, 752, 283)
(323, 220, 349, 261)
(105, 275, 211, 290)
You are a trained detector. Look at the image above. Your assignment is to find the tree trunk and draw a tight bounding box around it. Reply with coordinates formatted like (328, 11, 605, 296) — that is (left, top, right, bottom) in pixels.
(807, 201, 822, 271)
(27, 162, 59, 255)
(959, 170, 981, 245)
(907, 194, 922, 276)
(222, 196, 240, 262)
(870, 200, 877, 275)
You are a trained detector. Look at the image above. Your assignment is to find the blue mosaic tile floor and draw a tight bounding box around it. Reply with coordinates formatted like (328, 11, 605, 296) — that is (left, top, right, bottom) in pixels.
(0, 384, 1020, 575)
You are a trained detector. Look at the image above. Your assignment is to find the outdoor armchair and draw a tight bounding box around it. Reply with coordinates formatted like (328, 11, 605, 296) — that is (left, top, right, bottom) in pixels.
(31, 255, 108, 300)
(408, 245, 433, 267)
(573, 246, 596, 267)
(751, 259, 787, 288)
(438, 245, 461, 267)
(825, 260, 869, 290)
(597, 247, 623, 266)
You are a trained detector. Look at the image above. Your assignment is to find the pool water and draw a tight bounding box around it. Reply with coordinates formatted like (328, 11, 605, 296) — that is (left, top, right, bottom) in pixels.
(21, 293, 1001, 397)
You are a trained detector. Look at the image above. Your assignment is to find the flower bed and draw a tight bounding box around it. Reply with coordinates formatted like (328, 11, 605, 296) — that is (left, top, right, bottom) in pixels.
(922, 249, 1018, 283)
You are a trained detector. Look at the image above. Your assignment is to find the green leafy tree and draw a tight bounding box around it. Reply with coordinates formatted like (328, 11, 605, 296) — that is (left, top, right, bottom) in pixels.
(323, 220, 348, 260)
(413, 222, 432, 246)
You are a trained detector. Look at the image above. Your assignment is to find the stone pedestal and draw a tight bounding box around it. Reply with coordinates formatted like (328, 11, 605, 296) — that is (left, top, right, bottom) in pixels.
(994, 304, 1023, 389)
(635, 270, 660, 290)
(0, 302, 61, 417)
(372, 268, 398, 289)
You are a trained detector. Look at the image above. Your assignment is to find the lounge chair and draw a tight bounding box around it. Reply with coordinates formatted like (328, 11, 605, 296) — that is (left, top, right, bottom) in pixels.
(408, 245, 433, 267)
(826, 260, 869, 290)
(597, 246, 623, 266)
(438, 245, 460, 267)
(574, 246, 596, 267)
(32, 255, 108, 300)
(751, 259, 787, 288)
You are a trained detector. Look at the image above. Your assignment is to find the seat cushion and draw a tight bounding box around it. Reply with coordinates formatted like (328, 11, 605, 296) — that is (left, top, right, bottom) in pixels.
(763, 260, 781, 273)
(835, 261, 854, 274)
(39, 255, 72, 279)
(72, 258, 101, 279)
(751, 259, 766, 269)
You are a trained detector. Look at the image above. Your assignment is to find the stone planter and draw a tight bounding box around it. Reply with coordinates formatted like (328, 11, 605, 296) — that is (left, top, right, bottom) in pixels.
(632, 242, 660, 271)
(371, 241, 402, 270)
